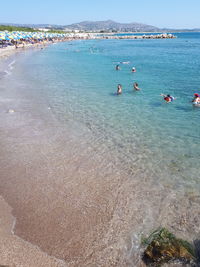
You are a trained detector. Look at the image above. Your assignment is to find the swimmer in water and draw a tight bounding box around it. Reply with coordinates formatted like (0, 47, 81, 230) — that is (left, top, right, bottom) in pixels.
(117, 84, 122, 95)
(131, 67, 136, 72)
(133, 82, 140, 91)
(192, 93, 200, 105)
(116, 64, 120, 70)
(161, 94, 175, 102)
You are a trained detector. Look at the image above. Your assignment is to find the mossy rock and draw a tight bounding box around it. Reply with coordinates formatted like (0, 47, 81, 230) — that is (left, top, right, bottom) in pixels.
(142, 228, 195, 266)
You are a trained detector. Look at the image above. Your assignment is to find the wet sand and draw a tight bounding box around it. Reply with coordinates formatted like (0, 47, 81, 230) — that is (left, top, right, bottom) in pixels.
(0, 44, 40, 59)
(0, 50, 200, 267)
(0, 46, 16, 58)
(0, 40, 54, 60)
(0, 196, 66, 267)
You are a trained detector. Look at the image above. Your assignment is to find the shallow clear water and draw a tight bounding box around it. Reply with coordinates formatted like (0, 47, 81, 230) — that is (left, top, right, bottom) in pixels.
(1, 33, 200, 265)
(8, 33, 199, 193)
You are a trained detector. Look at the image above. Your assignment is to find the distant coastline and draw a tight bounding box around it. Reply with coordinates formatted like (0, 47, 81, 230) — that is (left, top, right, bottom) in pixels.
(0, 30, 176, 61)
(1, 20, 200, 34)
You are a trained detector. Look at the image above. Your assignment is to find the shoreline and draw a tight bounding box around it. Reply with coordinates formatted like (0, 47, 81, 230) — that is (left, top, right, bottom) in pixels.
(0, 32, 176, 60)
(0, 39, 64, 59)
(0, 46, 70, 266)
(0, 36, 199, 267)
(0, 31, 176, 65)
(0, 31, 177, 63)
(0, 195, 66, 266)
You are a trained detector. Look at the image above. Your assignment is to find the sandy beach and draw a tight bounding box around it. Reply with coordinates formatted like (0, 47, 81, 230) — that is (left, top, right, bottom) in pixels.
(0, 46, 68, 267)
(0, 41, 54, 60)
(0, 45, 16, 58)
(0, 196, 66, 267)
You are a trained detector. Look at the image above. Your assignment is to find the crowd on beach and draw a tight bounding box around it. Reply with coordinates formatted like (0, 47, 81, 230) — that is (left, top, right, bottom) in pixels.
(115, 63, 200, 106)
(0, 31, 67, 49)
(0, 31, 96, 51)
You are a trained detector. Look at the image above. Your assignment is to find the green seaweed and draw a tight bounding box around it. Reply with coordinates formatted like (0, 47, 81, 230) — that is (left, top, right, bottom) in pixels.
(142, 228, 196, 266)
(141, 228, 163, 246)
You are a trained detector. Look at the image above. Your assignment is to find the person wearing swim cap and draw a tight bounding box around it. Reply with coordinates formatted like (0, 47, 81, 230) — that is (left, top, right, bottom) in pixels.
(192, 93, 200, 104)
(131, 67, 136, 72)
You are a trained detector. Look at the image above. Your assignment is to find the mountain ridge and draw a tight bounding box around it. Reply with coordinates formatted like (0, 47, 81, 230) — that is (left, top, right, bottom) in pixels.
(65, 20, 160, 32)
(0, 20, 200, 32)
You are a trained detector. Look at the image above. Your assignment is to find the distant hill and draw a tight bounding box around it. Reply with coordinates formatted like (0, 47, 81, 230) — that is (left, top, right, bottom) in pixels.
(65, 20, 160, 32)
(0, 20, 160, 32)
(0, 23, 65, 30)
(0, 21, 200, 33)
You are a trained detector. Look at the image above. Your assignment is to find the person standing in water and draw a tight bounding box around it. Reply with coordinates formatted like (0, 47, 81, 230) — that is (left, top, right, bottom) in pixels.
(192, 93, 200, 104)
(117, 84, 122, 95)
(116, 64, 120, 70)
(133, 82, 141, 91)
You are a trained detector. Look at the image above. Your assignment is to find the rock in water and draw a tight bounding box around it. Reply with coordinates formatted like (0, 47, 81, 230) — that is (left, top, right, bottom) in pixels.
(142, 228, 195, 266)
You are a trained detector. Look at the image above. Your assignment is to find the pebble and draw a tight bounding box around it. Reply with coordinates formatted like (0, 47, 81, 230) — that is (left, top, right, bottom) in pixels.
(7, 109, 15, 113)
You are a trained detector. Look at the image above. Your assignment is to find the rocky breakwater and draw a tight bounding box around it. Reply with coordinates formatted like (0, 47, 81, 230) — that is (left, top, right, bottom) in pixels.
(100, 33, 176, 40)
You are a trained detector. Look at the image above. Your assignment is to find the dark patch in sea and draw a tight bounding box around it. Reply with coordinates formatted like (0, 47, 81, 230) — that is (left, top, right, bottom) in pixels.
(110, 92, 121, 96)
(149, 102, 162, 108)
(175, 105, 193, 112)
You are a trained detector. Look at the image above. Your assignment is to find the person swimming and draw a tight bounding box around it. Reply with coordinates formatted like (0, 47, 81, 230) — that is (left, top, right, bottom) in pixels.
(117, 84, 122, 95)
(161, 94, 175, 102)
(131, 67, 136, 72)
(116, 64, 120, 70)
(133, 82, 140, 91)
(192, 93, 200, 105)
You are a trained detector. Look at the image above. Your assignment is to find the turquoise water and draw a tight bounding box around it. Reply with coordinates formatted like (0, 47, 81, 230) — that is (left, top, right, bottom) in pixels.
(12, 32, 199, 192)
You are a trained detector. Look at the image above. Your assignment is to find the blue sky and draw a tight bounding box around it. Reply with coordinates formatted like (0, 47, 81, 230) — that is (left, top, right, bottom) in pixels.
(1, 0, 199, 29)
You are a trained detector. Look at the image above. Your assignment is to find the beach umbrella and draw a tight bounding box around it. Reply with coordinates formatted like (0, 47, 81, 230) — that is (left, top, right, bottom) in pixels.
(9, 35, 15, 40)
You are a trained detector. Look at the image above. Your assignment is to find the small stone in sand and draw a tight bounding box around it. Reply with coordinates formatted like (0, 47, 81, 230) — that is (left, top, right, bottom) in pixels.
(7, 109, 15, 113)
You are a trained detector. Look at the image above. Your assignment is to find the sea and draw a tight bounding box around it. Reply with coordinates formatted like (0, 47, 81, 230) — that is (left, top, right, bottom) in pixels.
(1, 32, 200, 265)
